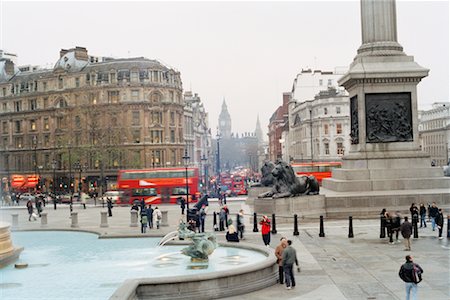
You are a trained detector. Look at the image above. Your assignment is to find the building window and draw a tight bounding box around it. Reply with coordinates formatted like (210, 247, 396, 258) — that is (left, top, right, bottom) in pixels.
(43, 82, 47, 92)
(2, 137, 8, 148)
(337, 142, 344, 155)
(2, 87, 6, 96)
(30, 120, 37, 131)
(57, 116, 65, 129)
(328, 79, 332, 86)
(58, 76, 64, 89)
(75, 77, 80, 88)
(153, 71, 159, 82)
(2, 121, 8, 134)
(75, 116, 81, 128)
(154, 150, 161, 166)
(108, 91, 120, 103)
(336, 106, 341, 114)
(43, 97, 48, 108)
(15, 137, 23, 148)
(170, 130, 175, 143)
(43, 118, 49, 131)
(110, 73, 116, 84)
(2, 103, 6, 112)
(29, 99, 37, 110)
(324, 124, 329, 135)
(14, 101, 22, 112)
(15, 120, 21, 133)
(170, 91, 174, 102)
(152, 111, 162, 124)
(324, 107, 328, 115)
(131, 72, 139, 82)
(132, 111, 140, 126)
(131, 90, 139, 101)
(319, 79, 323, 86)
(324, 142, 330, 155)
(150, 130, 162, 143)
(44, 135, 50, 147)
(132, 130, 140, 143)
(336, 123, 342, 134)
(89, 93, 97, 105)
(57, 99, 68, 108)
(170, 112, 175, 124)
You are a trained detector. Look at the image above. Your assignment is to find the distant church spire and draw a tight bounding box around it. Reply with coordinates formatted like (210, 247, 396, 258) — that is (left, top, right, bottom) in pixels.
(218, 98, 232, 138)
(255, 114, 264, 144)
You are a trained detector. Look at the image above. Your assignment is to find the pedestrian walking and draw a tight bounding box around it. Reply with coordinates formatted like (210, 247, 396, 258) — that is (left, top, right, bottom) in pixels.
(26, 200, 36, 221)
(399, 255, 423, 300)
(275, 237, 287, 284)
(429, 202, 439, 231)
(140, 198, 146, 213)
(219, 206, 226, 231)
(153, 206, 162, 229)
(140, 213, 148, 233)
(81, 192, 87, 209)
(107, 197, 113, 217)
(400, 216, 413, 251)
(146, 205, 154, 229)
(409, 203, 419, 221)
(419, 203, 427, 228)
(392, 211, 402, 243)
(436, 208, 444, 240)
(281, 240, 299, 290)
(259, 215, 271, 247)
(179, 197, 186, 215)
(237, 209, 245, 239)
(199, 204, 207, 233)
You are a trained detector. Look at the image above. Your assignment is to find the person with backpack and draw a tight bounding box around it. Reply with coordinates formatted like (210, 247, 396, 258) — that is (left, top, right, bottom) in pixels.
(399, 255, 423, 300)
(140, 213, 148, 233)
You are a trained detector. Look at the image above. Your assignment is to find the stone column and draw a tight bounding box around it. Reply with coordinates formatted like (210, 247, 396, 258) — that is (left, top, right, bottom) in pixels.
(40, 212, 48, 227)
(100, 211, 108, 228)
(71, 212, 79, 228)
(11, 214, 19, 229)
(161, 210, 169, 227)
(358, 0, 404, 56)
(130, 210, 138, 227)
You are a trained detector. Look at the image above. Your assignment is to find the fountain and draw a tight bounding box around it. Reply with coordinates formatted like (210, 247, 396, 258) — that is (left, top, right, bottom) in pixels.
(0, 222, 23, 268)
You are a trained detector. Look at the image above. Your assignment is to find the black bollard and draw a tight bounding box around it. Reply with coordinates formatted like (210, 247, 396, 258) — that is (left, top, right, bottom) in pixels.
(413, 214, 419, 239)
(319, 215, 325, 237)
(271, 213, 277, 234)
(293, 214, 299, 236)
(53, 198, 57, 210)
(253, 212, 259, 232)
(447, 216, 450, 238)
(213, 212, 218, 231)
(348, 216, 354, 238)
(380, 215, 386, 238)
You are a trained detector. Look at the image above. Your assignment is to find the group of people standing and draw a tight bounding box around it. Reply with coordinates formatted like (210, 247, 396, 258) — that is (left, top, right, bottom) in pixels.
(275, 237, 300, 290)
(132, 199, 162, 233)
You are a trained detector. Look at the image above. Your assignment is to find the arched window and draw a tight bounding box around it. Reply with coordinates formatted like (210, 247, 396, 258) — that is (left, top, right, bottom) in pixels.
(56, 98, 68, 108)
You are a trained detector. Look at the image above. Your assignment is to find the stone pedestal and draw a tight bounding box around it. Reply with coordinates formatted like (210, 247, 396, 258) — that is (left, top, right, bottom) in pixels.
(11, 214, 18, 229)
(40, 212, 48, 227)
(161, 211, 169, 227)
(100, 211, 109, 228)
(253, 195, 326, 223)
(246, 187, 272, 206)
(130, 211, 138, 227)
(70, 212, 79, 228)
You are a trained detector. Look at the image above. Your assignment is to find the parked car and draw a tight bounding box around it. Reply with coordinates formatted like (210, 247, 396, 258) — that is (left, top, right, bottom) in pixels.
(19, 193, 35, 201)
(59, 194, 73, 204)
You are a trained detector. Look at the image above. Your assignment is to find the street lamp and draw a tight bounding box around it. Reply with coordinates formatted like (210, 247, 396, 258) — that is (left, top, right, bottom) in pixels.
(309, 108, 313, 163)
(182, 149, 190, 224)
(51, 159, 57, 209)
(32, 136, 38, 191)
(216, 131, 221, 187)
(201, 154, 208, 193)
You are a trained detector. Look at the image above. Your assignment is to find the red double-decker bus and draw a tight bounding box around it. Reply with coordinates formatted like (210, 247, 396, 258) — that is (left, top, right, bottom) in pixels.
(291, 162, 342, 184)
(231, 174, 248, 196)
(117, 167, 200, 205)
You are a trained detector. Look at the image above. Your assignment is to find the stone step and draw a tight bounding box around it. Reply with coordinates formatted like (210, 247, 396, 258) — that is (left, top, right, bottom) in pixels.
(331, 167, 444, 180)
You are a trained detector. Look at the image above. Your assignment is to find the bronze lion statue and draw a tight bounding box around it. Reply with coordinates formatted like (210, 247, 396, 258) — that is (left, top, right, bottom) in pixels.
(251, 161, 275, 187)
(258, 160, 320, 198)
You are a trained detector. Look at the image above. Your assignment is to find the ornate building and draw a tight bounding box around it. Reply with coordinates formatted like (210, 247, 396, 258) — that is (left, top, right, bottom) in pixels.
(0, 46, 185, 193)
(418, 102, 450, 166)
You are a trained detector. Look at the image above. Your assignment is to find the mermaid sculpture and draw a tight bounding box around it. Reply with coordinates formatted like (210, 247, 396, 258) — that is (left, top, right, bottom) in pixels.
(178, 222, 218, 261)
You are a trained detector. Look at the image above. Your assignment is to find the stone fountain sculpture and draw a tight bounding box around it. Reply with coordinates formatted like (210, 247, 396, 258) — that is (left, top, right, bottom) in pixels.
(0, 222, 23, 268)
(178, 222, 218, 262)
(258, 159, 320, 198)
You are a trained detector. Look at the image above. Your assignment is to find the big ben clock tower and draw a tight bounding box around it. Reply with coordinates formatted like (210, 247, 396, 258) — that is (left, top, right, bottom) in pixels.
(218, 99, 231, 139)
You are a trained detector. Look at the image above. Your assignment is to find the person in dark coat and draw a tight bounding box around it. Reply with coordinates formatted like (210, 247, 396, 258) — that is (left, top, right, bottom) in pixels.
(400, 216, 413, 251)
(429, 202, 439, 231)
(399, 255, 423, 300)
(107, 197, 113, 217)
(26, 200, 35, 221)
(225, 224, 239, 242)
(419, 203, 427, 228)
(179, 197, 186, 215)
(146, 205, 154, 229)
(391, 212, 402, 242)
(436, 208, 445, 240)
(140, 198, 146, 213)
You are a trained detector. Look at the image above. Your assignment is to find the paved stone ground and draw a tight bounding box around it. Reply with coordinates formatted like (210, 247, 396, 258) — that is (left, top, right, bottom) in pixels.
(1, 198, 449, 300)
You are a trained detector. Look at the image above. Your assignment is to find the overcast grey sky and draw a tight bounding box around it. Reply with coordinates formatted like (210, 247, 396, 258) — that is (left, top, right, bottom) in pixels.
(1, 0, 448, 137)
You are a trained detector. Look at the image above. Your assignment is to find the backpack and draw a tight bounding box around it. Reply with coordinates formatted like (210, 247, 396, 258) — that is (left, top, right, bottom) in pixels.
(413, 264, 422, 283)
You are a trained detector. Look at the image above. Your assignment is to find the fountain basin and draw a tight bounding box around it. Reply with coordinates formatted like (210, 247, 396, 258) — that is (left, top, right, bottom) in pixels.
(111, 242, 277, 300)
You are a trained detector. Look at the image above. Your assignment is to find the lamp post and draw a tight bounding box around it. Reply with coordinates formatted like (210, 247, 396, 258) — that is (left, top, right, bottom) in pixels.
(201, 154, 208, 193)
(182, 149, 190, 224)
(51, 160, 57, 209)
(32, 136, 38, 192)
(309, 108, 313, 163)
(216, 131, 221, 188)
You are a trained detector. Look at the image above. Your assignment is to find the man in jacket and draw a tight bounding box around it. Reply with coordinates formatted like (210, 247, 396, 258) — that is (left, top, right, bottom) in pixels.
(275, 238, 287, 284)
(400, 216, 413, 251)
(399, 255, 423, 300)
(436, 208, 444, 240)
(429, 202, 439, 231)
(281, 240, 299, 290)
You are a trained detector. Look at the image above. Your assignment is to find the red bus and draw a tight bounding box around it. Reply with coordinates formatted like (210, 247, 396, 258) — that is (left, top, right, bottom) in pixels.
(231, 174, 248, 195)
(291, 162, 342, 184)
(117, 167, 200, 205)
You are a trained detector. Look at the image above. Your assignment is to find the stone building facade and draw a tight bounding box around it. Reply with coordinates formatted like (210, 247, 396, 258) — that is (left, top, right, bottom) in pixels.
(0, 47, 186, 193)
(418, 102, 450, 166)
(268, 93, 289, 161)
